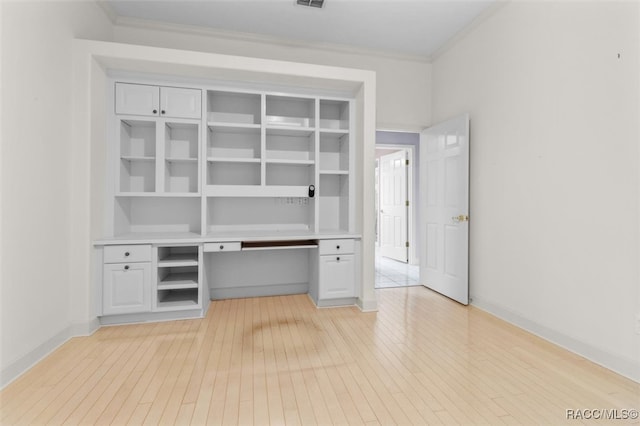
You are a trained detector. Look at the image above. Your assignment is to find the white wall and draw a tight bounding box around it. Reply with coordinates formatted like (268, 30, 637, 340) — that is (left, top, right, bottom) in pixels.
(0, 1, 113, 386)
(432, 1, 640, 380)
(113, 21, 432, 131)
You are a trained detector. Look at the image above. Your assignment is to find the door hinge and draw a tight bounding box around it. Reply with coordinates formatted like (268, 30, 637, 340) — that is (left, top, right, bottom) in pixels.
(405, 200, 409, 207)
(405, 159, 409, 166)
(405, 241, 409, 248)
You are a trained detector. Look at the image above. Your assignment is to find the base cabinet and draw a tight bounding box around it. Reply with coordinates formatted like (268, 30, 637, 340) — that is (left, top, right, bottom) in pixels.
(318, 239, 356, 300)
(319, 254, 355, 299)
(103, 263, 151, 315)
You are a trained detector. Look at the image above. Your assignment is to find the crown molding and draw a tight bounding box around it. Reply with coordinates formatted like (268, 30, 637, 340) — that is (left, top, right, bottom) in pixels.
(113, 15, 432, 64)
(95, 0, 118, 24)
(430, 0, 509, 62)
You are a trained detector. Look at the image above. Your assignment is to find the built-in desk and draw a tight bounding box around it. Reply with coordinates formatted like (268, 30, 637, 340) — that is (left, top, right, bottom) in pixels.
(94, 232, 360, 324)
(204, 235, 357, 306)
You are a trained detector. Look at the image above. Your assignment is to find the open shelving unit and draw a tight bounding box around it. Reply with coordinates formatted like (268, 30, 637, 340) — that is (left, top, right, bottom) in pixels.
(108, 80, 353, 240)
(155, 245, 201, 310)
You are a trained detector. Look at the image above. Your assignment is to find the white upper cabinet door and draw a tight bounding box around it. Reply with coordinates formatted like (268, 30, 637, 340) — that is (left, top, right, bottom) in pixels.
(115, 83, 160, 117)
(160, 87, 202, 119)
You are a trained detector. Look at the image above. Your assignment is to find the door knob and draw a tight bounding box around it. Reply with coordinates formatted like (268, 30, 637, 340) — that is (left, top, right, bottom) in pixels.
(452, 214, 469, 222)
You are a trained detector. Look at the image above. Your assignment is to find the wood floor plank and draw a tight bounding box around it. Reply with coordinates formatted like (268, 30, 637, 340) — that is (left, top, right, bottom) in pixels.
(1, 287, 638, 425)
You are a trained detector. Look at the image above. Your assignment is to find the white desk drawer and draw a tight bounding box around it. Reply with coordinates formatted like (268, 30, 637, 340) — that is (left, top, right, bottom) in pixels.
(204, 242, 241, 252)
(319, 239, 355, 255)
(104, 244, 151, 263)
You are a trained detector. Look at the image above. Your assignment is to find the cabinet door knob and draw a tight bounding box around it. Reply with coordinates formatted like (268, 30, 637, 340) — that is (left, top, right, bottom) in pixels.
(336, 257, 340, 262)
(152, 109, 158, 114)
(124, 252, 130, 257)
(161, 110, 166, 115)
(220, 245, 224, 250)
(124, 265, 130, 270)
(336, 245, 340, 250)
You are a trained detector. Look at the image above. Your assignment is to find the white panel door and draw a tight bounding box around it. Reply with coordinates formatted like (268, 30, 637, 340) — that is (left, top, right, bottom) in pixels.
(160, 87, 202, 119)
(420, 114, 469, 305)
(115, 83, 159, 117)
(379, 150, 408, 262)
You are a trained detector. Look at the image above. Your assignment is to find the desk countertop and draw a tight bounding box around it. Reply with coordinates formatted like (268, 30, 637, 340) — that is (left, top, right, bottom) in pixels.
(94, 230, 361, 246)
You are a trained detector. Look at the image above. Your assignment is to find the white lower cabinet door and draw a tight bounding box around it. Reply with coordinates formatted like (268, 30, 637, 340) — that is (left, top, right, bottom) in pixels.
(103, 263, 151, 315)
(319, 254, 355, 300)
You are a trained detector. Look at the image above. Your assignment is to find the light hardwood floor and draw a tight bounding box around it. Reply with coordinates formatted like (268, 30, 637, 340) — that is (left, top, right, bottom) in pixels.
(1, 287, 639, 425)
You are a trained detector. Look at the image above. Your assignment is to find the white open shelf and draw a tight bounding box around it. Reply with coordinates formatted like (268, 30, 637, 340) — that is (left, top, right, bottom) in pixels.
(207, 126, 261, 159)
(319, 132, 349, 174)
(121, 156, 155, 162)
(157, 288, 199, 309)
(208, 162, 260, 186)
(157, 272, 198, 290)
(207, 197, 312, 234)
(119, 119, 156, 193)
(158, 254, 198, 267)
(207, 91, 261, 126)
(114, 197, 201, 237)
(208, 157, 261, 163)
(319, 99, 349, 131)
(319, 174, 349, 233)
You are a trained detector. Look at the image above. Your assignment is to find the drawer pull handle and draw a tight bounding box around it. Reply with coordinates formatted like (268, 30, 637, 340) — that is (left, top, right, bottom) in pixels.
(152, 109, 157, 114)
(124, 252, 130, 257)
(124, 265, 130, 270)
(336, 245, 340, 250)
(220, 245, 224, 250)
(336, 257, 340, 262)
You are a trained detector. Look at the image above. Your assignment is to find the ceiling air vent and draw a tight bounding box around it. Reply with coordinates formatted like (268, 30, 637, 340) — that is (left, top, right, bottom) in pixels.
(296, 0, 325, 8)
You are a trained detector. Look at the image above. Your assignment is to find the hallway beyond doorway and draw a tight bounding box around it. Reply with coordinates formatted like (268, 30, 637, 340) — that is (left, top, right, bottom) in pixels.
(375, 249, 419, 288)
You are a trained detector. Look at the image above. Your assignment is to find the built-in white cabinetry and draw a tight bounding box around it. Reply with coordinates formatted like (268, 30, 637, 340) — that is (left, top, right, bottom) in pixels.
(115, 83, 202, 119)
(318, 239, 356, 300)
(102, 244, 152, 315)
(97, 78, 359, 323)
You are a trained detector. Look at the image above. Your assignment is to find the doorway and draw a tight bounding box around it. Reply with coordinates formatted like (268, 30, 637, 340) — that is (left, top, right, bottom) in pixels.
(375, 131, 420, 289)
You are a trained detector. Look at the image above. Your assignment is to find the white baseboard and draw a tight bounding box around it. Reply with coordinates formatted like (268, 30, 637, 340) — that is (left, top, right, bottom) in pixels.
(0, 319, 100, 390)
(471, 297, 640, 384)
(357, 297, 378, 312)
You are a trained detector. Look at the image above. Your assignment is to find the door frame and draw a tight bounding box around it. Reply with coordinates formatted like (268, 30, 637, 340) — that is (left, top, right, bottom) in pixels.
(375, 144, 417, 265)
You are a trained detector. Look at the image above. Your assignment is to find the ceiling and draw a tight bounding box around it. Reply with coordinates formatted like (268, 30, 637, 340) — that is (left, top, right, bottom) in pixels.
(106, 0, 498, 58)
